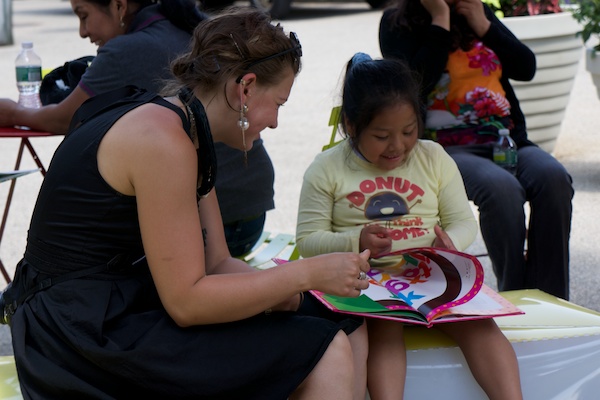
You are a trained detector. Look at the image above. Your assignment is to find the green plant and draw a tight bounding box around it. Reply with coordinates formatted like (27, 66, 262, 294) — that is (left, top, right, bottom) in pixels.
(482, 0, 562, 17)
(571, 0, 600, 52)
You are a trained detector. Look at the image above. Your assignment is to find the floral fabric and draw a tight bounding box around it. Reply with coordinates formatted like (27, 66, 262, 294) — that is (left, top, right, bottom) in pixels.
(425, 41, 512, 147)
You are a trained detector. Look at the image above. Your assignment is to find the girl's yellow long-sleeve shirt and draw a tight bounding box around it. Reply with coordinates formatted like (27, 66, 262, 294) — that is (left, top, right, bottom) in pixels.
(296, 139, 477, 267)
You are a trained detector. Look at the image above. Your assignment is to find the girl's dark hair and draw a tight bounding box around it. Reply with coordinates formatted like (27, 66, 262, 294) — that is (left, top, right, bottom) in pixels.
(166, 6, 302, 94)
(340, 55, 423, 147)
(87, 0, 206, 34)
(386, 0, 477, 51)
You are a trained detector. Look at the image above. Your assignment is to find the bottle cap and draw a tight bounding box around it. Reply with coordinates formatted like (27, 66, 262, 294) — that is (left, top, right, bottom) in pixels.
(21, 41, 33, 49)
(498, 129, 509, 136)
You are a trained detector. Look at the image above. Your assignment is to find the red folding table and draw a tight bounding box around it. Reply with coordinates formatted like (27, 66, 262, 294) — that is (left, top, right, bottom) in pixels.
(0, 126, 60, 283)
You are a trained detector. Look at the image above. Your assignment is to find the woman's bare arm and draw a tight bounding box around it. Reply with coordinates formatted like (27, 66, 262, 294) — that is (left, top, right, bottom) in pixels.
(98, 102, 371, 327)
(0, 85, 90, 134)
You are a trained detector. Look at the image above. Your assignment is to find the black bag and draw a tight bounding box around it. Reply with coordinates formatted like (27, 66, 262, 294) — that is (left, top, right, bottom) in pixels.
(40, 55, 95, 105)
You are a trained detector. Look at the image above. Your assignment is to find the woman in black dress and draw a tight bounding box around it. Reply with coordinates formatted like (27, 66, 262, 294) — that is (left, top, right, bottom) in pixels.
(6, 7, 370, 399)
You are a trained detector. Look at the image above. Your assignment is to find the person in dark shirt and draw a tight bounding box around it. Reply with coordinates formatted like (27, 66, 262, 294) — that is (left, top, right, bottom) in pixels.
(379, 0, 574, 300)
(0, 0, 203, 134)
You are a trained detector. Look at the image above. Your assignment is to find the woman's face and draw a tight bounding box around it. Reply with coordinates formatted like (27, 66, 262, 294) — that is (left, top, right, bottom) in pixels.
(228, 69, 296, 151)
(71, 0, 123, 47)
(354, 102, 419, 171)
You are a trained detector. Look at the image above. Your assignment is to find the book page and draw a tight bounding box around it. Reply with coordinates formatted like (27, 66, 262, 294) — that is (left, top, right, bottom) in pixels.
(366, 248, 484, 321)
(431, 284, 524, 322)
(274, 250, 523, 326)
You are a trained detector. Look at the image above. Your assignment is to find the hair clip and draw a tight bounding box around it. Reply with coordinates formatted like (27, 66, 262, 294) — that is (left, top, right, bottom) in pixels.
(230, 33, 244, 59)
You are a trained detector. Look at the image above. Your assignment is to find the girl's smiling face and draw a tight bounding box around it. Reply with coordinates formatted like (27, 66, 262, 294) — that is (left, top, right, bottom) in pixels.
(353, 102, 419, 171)
(71, 0, 123, 48)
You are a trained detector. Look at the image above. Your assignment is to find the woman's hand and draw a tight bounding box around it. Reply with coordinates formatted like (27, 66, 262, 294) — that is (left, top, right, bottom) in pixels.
(308, 250, 371, 297)
(360, 225, 392, 257)
(421, 0, 451, 30)
(454, 0, 491, 37)
(0, 99, 18, 127)
(432, 224, 457, 251)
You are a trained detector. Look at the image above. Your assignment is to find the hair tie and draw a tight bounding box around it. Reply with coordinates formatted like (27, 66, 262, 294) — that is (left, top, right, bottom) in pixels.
(350, 52, 372, 69)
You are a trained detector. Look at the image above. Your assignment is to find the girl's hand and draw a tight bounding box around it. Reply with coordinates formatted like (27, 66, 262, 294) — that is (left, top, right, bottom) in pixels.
(454, 0, 491, 37)
(360, 225, 392, 257)
(433, 224, 457, 251)
(309, 250, 371, 297)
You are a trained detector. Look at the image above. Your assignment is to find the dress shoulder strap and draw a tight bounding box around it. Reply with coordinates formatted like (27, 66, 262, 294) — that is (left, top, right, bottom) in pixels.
(68, 86, 188, 133)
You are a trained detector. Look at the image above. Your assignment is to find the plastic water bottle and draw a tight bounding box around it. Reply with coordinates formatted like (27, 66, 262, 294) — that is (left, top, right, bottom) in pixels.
(15, 41, 42, 109)
(493, 128, 517, 175)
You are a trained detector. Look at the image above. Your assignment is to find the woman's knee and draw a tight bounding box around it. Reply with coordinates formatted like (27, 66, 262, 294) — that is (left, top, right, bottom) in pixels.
(469, 175, 526, 215)
(518, 147, 573, 194)
(541, 166, 573, 198)
(295, 332, 354, 396)
(323, 331, 354, 370)
(455, 159, 525, 207)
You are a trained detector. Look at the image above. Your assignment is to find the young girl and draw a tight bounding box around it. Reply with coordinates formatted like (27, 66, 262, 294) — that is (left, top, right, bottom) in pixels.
(296, 53, 522, 400)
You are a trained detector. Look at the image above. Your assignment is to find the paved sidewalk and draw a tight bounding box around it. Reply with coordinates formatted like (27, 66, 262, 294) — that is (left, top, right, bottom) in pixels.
(0, 0, 599, 357)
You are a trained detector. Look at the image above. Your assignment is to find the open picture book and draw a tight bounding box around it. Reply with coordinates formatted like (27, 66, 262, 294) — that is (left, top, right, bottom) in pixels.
(279, 247, 523, 327)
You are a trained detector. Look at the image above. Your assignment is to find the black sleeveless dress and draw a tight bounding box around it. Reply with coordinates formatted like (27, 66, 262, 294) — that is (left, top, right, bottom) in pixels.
(10, 88, 361, 399)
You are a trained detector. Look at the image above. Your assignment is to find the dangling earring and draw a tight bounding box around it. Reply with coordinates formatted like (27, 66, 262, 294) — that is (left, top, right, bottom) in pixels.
(120, 17, 125, 28)
(238, 81, 249, 166)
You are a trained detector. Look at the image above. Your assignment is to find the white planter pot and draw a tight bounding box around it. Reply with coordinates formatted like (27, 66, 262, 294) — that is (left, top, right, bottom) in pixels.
(502, 12, 582, 153)
(585, 47, 600, 97)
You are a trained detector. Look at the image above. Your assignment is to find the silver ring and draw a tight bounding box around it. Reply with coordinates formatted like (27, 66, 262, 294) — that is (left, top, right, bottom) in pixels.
(358, 271, 367, 280)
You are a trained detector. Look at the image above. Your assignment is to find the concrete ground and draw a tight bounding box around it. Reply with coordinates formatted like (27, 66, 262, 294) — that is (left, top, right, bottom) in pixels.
(0, 0, 599, 357)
